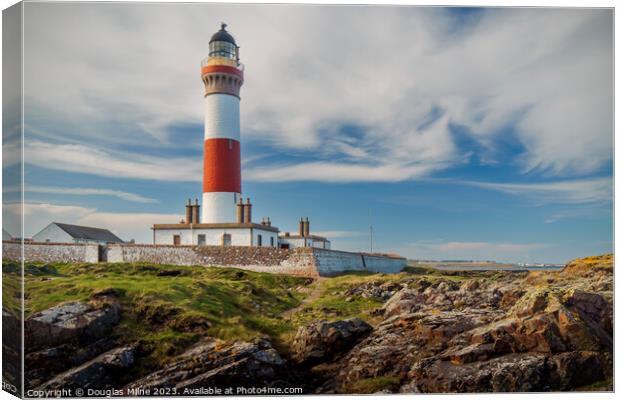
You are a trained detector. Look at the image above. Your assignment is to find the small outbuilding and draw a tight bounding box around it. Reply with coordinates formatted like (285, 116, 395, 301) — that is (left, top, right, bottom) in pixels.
(278, 218, 331, 249)
(32, 222, 124, 244)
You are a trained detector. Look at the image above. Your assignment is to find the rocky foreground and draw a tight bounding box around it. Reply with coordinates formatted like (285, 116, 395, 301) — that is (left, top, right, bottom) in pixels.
(4, 254, 613, 394)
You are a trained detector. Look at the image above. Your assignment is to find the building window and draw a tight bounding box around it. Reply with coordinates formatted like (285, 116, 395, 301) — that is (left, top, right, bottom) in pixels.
(257, 234, 262, 247)
(270, 236, 274, 247)
(173, 235, 181, 246)
(197, 234, 206, 246)
(222, 233, 231, 246)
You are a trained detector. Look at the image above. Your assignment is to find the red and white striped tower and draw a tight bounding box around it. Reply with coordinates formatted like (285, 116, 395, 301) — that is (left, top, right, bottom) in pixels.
(200, 23, 244, 223)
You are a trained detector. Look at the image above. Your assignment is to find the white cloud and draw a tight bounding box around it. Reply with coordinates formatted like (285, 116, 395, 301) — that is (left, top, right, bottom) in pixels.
(76, 212, 180, 243)
(461, 177, 612, 205)
(21, 5, 612, 183)
(3, 202, 180, 243)
(3, 202, 96, 239)
(23, 140, 201, 182)
(5, 185, 158, 203)
(311, 230, 364, 239)
(246, 160, 443, 183)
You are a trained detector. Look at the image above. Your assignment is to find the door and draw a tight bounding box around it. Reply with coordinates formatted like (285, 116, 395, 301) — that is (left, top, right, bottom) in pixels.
(98, 245, 107, 262)
(173, 235, 181, 246)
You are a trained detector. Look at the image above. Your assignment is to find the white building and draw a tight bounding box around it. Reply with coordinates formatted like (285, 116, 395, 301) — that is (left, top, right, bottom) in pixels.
(33, 222, 124, 244)
(277, 218, 330, 249)
(278, 233, 331, 250)
(152, 222, 278, 247)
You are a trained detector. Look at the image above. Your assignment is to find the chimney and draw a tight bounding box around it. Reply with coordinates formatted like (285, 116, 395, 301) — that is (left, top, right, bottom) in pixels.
(266, 217, 271, 227)
(303, 217, 310, 237)
(236, 197, 244, 223)
(298, 218, 304, 236)
(192, 198, 200, 224)
(243, 197, 252, 223)
(185, 198, 193, 224)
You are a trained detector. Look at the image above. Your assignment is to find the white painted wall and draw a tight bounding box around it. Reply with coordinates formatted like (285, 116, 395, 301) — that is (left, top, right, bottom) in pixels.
(32, 223, 74, 243)
(204, 94, 240, 141)
(252, 228, 278, 248)
(201, 192, 238, 223)
(312, 248, 405, 276)
(154, 226, 279, 248)
(279, 237, 331, 249)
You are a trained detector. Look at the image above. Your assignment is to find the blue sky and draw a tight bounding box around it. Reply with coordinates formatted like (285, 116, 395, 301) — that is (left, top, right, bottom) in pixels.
(2, 4, 613, 263)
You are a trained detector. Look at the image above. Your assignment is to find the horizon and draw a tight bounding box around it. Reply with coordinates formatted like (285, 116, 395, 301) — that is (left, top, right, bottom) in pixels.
(2, 3, 613, 264)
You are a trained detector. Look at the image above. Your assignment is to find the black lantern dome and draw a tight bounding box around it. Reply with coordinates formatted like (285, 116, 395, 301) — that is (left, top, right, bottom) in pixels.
(209, 23, 236, 45)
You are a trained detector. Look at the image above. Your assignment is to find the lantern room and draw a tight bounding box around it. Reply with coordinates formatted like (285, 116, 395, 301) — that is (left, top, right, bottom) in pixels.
(207, 23, 239, 66)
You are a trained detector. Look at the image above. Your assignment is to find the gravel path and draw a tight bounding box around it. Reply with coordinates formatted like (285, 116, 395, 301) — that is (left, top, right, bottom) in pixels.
(282, 278, 326, 320)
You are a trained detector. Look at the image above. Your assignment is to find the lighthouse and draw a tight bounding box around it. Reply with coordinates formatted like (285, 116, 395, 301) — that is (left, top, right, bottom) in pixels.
(151, 24, 330, 250)
(200, 23, 244, 223)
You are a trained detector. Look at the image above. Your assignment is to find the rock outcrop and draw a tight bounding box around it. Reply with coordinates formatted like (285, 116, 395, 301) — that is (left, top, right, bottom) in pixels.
(405, 351, 607, 393)
(26, 300, 119, 350)
(327, 255, 613, 393)
(342, 281, 403, 301)
(36, 346, 135, 391)
(19, 254, 613, 394)
(291, 318, 373, 365)
(24, 290, 123, 388)
(124, 338, 293, 393)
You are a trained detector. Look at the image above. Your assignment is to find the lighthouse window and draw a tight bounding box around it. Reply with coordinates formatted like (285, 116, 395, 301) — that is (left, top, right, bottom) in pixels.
(197, 234, 206, 246)
(209, 41, 237, 60)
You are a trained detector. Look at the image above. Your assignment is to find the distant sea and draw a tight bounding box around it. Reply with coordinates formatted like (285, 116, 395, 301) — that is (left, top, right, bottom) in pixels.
(433, 265, 564, 272)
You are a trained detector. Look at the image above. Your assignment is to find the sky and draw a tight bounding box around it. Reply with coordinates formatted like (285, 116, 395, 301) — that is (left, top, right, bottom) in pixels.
(2, 3, 613, 263)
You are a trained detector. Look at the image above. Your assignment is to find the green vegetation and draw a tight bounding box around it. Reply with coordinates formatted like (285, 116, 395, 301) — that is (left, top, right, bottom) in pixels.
(576, 379, 613, 392)
(3, 260, 314, 371)
(9, 256, 604, 377)
(346, 376, 402, 393)
(562, 253, 613, 275)
(289, 272, 404, 327)
(2, 260, 491, 356)
(2, 264, 21, 314)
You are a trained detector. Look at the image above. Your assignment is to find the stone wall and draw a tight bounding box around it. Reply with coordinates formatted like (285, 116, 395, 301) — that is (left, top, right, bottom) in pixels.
(106, 244, 319, 276)
(361, 253, 407, 274)
(2, 241, 99, 263)
(311, 248, 364, 276)
(106, 244, 202, 265)
(4, 241, 405, 277)
(311, 248, 406, 276)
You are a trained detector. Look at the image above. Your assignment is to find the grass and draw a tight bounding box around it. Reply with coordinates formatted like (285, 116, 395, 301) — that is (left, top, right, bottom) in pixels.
(2, 266, 22, 314)
(4, 257, 572, 374)
(575, 379, 612, 391)
(562, 254, 613, 274)
(289, 272, 406, 327)
(4, 260, 314, 370)
(346, 376, 402, 393)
